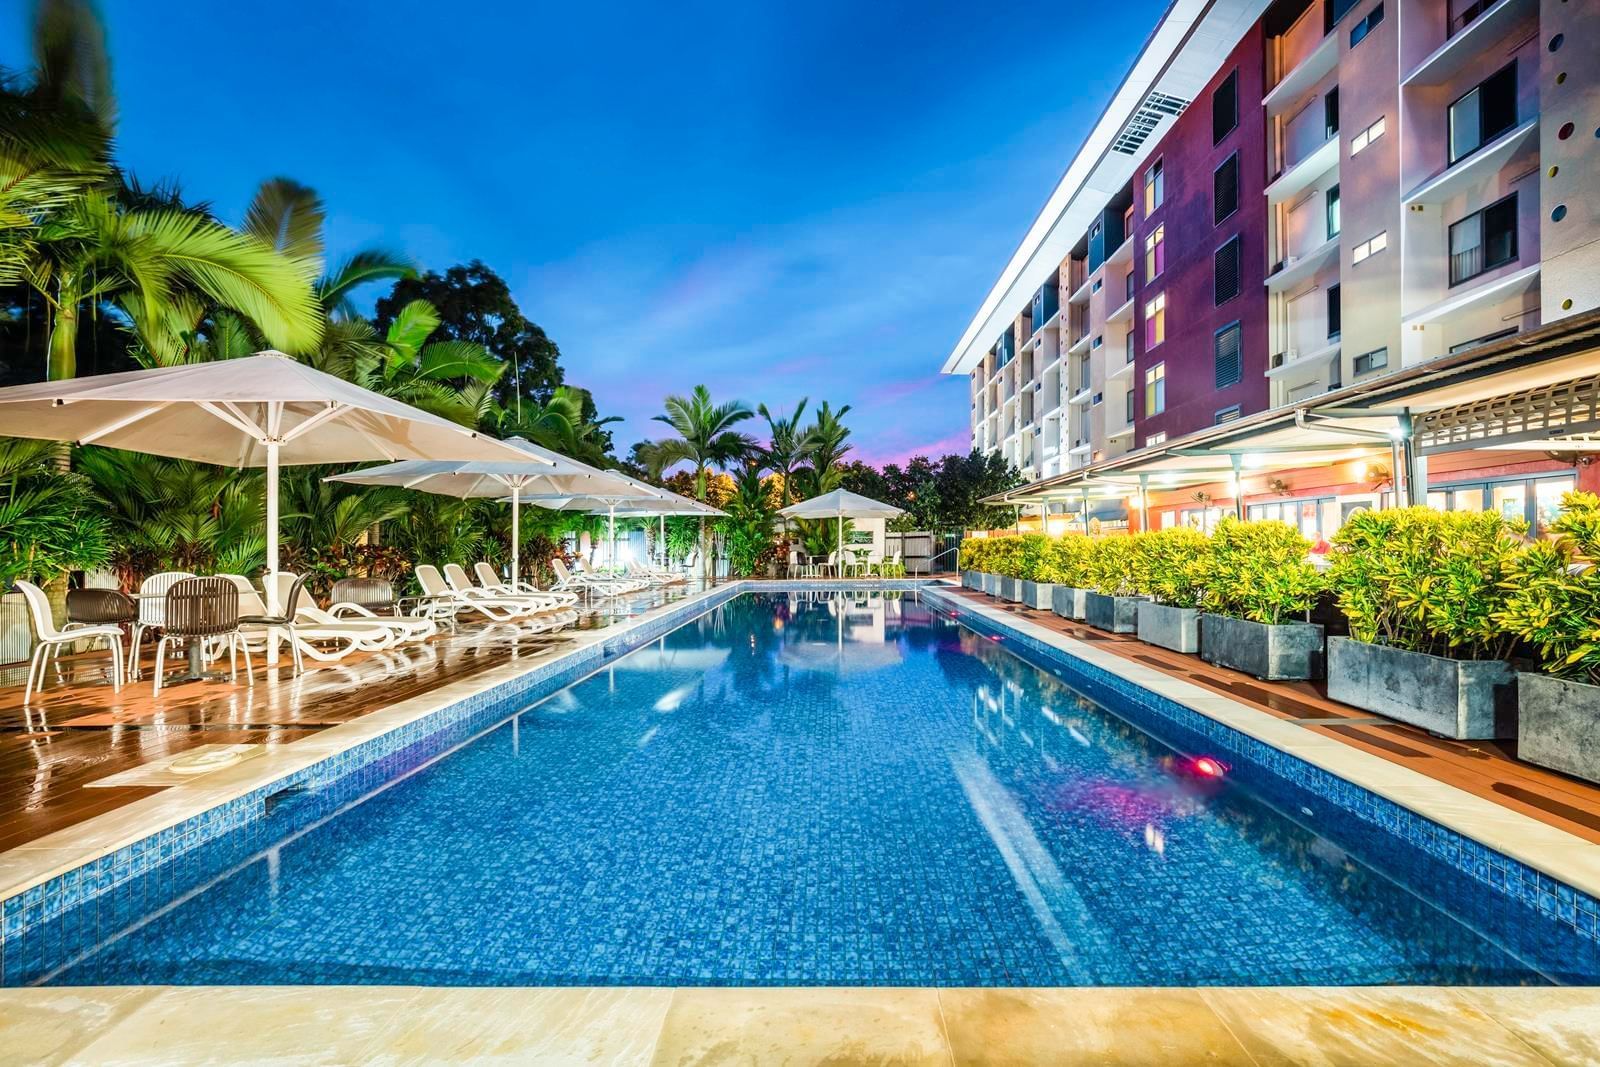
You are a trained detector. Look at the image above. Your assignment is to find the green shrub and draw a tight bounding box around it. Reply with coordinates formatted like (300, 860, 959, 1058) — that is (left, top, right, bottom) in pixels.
(1085, 535, 1142, 597)
(1204, 518, 1324, 625)
(1134, 527, 1210, 609)
(1328, 506, 1524, 660)
(1036, 534, 1094, 587)
(986, 535, 1025, 578)
(1017, 534, 1051, 581)
(1497, 491, 1600, 685)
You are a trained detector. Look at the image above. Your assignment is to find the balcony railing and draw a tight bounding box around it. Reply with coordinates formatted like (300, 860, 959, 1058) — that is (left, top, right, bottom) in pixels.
(1449, 0, 1497, 36)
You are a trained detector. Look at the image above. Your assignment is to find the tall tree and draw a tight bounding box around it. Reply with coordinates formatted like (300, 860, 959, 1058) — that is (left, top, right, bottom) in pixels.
(756, 397, 808, 506)
(800, 401, 852, 493)
(649, 385, 756, 578)
(373, 261, 563, 413)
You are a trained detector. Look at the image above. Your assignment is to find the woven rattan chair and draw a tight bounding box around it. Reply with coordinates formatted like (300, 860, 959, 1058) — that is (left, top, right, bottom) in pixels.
(152, 577, 251, 695)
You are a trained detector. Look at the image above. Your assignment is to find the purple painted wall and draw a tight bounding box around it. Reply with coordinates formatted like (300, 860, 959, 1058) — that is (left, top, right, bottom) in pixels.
(1133, 21, 1270, 442)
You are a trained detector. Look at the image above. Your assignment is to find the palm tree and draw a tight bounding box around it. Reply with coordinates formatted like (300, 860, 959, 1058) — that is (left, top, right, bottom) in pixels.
(803, 401, 853, 490)
(756, 397, 809, 506)
(502, 385, 621, 466)
(6, 2, 324, 379)
(356, 299, 505, 427)
(650, 385, 756, 578)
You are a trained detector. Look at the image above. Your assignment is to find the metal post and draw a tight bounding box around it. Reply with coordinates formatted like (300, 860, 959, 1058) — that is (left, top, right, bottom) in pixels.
(659, 514, 666, 566)
(1138, 473, 1150, 532)
(608, 503, 617, 571)
(510, 482, 521, 585)
(1081, 486, 1091, 534)
(265, 433, 280, 665)
(1232, 454, 1245, 520)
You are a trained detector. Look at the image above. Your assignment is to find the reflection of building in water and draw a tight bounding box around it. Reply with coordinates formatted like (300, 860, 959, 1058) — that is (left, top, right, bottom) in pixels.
(776, 591, 908, 674)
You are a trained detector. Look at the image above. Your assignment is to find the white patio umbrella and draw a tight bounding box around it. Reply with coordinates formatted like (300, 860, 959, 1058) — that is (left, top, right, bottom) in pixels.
(327, 437, 664, 582)
(528, 489, 721, 571)
(0, 351, 526, 658)
(779, 488, 905, 572)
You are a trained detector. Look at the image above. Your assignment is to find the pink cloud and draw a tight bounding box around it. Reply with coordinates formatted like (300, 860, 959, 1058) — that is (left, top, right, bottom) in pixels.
(859, 429, 972, 469)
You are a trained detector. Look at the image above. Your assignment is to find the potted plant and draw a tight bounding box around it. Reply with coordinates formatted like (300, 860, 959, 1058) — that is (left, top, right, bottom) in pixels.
(1044, 534, 1094, 620)
(957, 538, 986, 590)
(1017, 534, 1056, 609)
(1083, 535, 1145, 633)
(1326, 507, 1522, 739)
(1199, 518, 1326, 679)
(1497, 491, 1600, 781)
(1134, 527, 1209, 654)
(985, 535, 1025, 601)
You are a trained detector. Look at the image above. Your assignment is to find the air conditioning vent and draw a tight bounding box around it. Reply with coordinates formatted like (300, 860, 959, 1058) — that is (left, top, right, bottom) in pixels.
(1112, 92, 1190, 154)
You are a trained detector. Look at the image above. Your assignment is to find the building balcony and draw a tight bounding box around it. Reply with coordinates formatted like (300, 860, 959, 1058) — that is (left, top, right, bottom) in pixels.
(1402, 262, 1540, 334)
(1067, 332, 1092, 357)
(1402, 118, 1538, 206)
(1265, 31, 1337, 114)
(1267, 340, 1340, 379)
(1107, 355, 1136, 383)
(1267, 134, 1338, 206)
(1069, 386, 1094, 407)
(1105, 296, 1134, 326)
(1403, 0, 1537, 87)
(1106, 234, 1134, 271)
(1267, 235, 1340, 294)
(1069, 273, 1095, 306)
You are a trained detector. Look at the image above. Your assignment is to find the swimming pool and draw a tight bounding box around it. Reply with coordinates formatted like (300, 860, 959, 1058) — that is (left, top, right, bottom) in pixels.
(11, 591, 1600, 986)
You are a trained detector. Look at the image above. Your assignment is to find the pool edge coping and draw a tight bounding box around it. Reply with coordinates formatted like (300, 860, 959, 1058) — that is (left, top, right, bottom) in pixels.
(924, 585, 1600, 908)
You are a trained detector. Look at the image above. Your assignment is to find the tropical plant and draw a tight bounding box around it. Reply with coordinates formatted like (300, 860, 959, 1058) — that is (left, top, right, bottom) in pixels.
(719, 467, 779, 577)
(0, 435, 110, 588)
(1035, 534, 1094, 588)
(800, 400, 852, 491)
(1084, 535, 1142, 597)
(1498, 491, 1600, 685)
(1204, 518, 1324, 625)
(502, 385, 620, 466)
(650, 385, 756, 578)
(1329, 506, 1525, 659)
(756, 397, 808, 506)
(353, 298, 504, 426)
(1016, 533, 1051, 582)
(74, 446, 265, 584)
(1134, 527, 1210, 609)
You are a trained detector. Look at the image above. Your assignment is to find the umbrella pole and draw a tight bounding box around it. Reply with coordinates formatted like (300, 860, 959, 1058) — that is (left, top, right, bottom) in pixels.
(608, 504, 617, 572)
(659, 514, 666, 567)
(511, 482, 521, 587)
(837, 512, 843, 579)
(265, 437, 281, 666)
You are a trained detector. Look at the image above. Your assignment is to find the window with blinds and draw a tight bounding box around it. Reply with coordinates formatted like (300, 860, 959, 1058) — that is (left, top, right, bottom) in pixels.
(1213, 70, 1238, 145)
(1213, 154, 1239, 225)
(1214, 322, 1242, 389)
(1214, 237, 1241, 305)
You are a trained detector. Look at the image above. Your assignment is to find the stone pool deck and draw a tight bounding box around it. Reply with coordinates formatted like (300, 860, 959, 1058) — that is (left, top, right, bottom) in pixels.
(3, 984, 1598, 1064)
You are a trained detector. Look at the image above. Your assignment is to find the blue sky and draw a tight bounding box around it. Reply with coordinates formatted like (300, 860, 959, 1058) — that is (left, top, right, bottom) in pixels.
(7, 0, 1166, 466)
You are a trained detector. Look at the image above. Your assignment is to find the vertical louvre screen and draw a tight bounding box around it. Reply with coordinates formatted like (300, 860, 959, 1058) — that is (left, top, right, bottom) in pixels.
(1214, 324, 1242, 389)
(1213, 154, 1239, 224)
(1212, 70, 1238, 145)
(1214, 237, 1241, 305)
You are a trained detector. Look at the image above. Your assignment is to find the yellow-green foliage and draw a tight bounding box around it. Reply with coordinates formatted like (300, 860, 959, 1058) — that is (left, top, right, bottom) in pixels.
(958, 535, 1026, 577)
(1498, 491, 1600, 684)
(1017, 534, 1051, 581)
(1085, 534, 1142, 597)
(1036, 534, 1095, 587)
(1134, 527, 1210, 609)
(1329, 506, 1525, 660)
(1204, 518, 1324, 625)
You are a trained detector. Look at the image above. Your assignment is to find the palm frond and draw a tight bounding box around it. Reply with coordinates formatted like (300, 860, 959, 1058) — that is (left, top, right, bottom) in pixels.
(242, 176, 325, 270)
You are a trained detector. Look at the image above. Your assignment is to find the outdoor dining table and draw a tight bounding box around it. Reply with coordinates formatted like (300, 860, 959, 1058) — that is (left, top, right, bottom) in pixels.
(128, 592, 227, 681)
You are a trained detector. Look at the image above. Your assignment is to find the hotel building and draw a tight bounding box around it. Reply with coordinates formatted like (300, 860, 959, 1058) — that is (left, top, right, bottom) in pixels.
(949, 0, 1600, 534)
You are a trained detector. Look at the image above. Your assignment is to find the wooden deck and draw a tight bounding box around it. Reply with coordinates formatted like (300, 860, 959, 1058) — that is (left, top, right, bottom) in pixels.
(0, 586, 704, 852)
(944, 586, 1600, 847)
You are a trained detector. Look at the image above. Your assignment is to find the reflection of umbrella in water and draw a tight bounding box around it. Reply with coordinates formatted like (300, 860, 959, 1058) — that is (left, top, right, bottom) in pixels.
(777, 599, 903, 674)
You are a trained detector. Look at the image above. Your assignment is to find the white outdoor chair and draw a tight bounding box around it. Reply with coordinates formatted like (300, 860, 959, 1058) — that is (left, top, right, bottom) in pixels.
(130, 570, 194, 680)
(444, 563, 573, 622)
(577, 558, 649, 593)
(266, 573, 430, 648)
(15, 580, 125, 707)
(416, 565, 559, 631)
(221, 574, 376, 674)
(473, 562, 579, 607)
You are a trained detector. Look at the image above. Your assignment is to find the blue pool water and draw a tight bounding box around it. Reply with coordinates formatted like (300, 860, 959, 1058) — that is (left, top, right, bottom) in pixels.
(17, 592, 1600, 986)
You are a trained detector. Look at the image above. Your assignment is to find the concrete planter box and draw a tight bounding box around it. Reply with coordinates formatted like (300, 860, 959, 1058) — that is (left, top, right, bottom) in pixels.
(1200, 613, 1325, 680)
(1137, 602, 1200, 654)
(962, 571, 982, 591)
(1517, 673, 1600, 784)
(998, 576, 1023, 602)
(981, 573, 1000, 596)
(1019, 581, 1056, 610)
(1051, 586, 1090, 622)
(1327, 637, 1517, 739)
(1085, 592, 1142, 633)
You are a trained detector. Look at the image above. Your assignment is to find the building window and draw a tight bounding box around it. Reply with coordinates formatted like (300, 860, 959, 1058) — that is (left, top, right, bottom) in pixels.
(1324, 87, 1340, 138)
(1092, 335, 1104, 349)
(1327, 284, 1341, 339)
(1144, 159, 1164, 216)
(1144, 292, 1166, 348)
(1449, 326, 1518, 353)
(1145, 225, 1165, 280)
(1213, 69, 1238, 145)
(1215, 405, 1242, 424)
(1214, 322, 1242, 388)
(1326, 184, 1341, 239)
(1091, 277, 1102, 293)
(1353, 346, 1388, 375)
(1213, 154, 1239, 225)
(1349, 2, 1383, 46)
(1326, 0, 1361, 31)
(1352, 230, 1387, 264)
(1448, 193, 1518, 285)
(1144, 431, 1168, 448)
(1125, 270, 1135, 300)
(1214, 237, 1241, 305)
(1449, 61, 1517, 165)
(1145, 363, 1166, 416)
(1350, 116, 1385, 155)
(1125, 390, 1135, 422)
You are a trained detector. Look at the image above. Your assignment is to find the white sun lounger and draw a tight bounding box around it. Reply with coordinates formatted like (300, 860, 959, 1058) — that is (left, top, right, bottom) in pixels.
(444, 563, 573, 619)
(577, 558, 649, 593)
(473, 562, 580, 608)
(269, 573, 437, 645)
